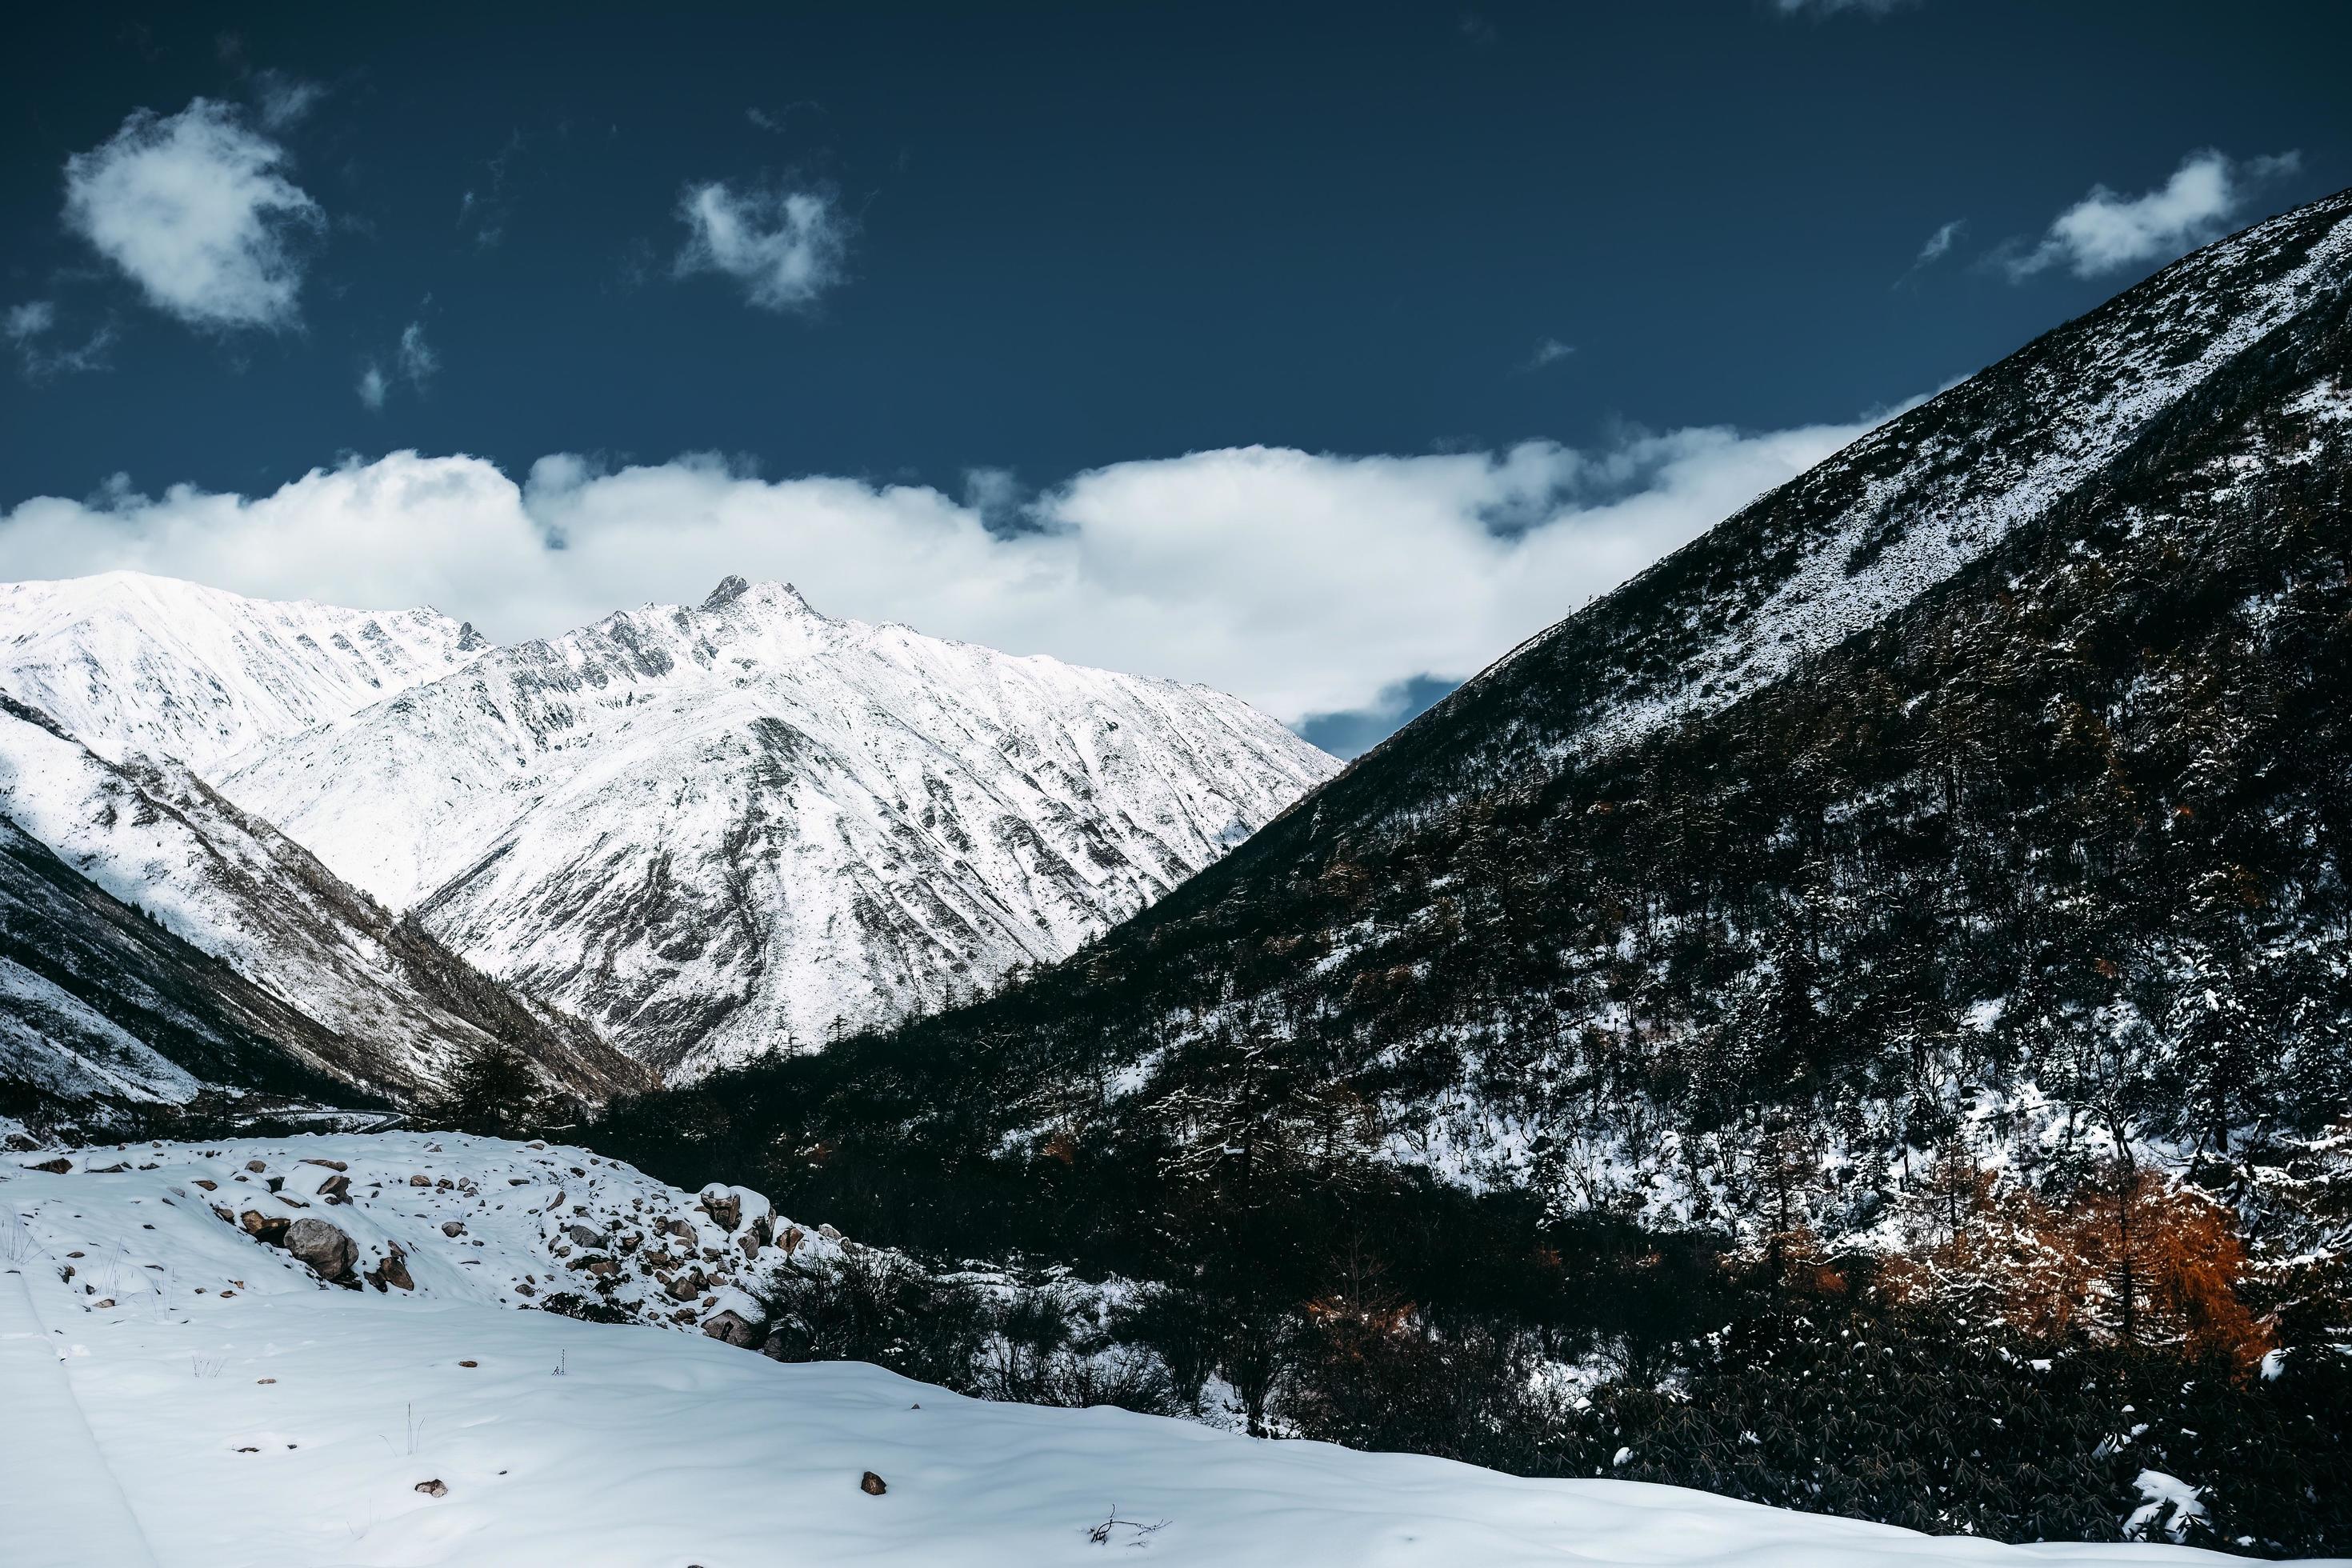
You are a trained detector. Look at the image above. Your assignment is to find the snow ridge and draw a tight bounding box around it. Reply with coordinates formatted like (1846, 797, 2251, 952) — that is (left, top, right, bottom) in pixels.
(0, 571, 484, 772)
(222, 580, 1338, 1077)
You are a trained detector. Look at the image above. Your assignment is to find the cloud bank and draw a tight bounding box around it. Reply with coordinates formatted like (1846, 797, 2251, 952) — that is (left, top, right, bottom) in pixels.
(1, 417, 1893, 726)
(62, 98, 322, 330)
(674, 182, 850, 311)
(2006, 150, 2301, 281)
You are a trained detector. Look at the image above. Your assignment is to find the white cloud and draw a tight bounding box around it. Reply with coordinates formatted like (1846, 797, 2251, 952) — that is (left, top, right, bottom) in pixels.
(1527, 338, 1576, 369)
(2006, 149, 2300, 281)
(356, 365, 387, 410)
(674, 182, 850, 311)
(1772, 0, 1914, 15)
(62, 98, 322, 330)
(6, 300, 114, 379)
(252, 70, 325, 130)
(398, 322, 437, 386)
(1914, 218, 1964, 266)
(0, 415, 1894, 726)
(5, 302, 56, 342)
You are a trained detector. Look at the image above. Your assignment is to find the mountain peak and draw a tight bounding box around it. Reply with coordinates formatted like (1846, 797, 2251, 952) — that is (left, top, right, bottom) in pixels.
(701, 574, 817, 618)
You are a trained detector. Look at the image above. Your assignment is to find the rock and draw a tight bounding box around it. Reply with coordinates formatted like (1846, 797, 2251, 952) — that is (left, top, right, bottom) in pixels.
(266, 1176, 285, 1192)
(458, 1360, 478, 1368)
(22, 1158, 71, 1174)
(749, 1214, 773, 1250)
(737, 1231, 759, 1260)
(565, 1223, 608, 1249)
(301, 1158, 348, 1172)
(665, 1269, 705, 1302)
(514, 1282, 535, 1297)
(860, 1471, 888, 1496)
(665, 1218, 696, 1245)
(317, 1174, 351, 1204)
(818, 1223, 842, 1242)
(211, 1205, 234, 1223)
(442, 1220, 466, 1238)
(780, 1225, 805, 1256)
(702, 1310, 758, 1348)
(410, 1174, 432, 1187)
(414, 1479, 446, 1498)
(246, 1159, 267, 1173)
(583, 1256, 619, 1277)
(193, 1178, 218, 1190)
(284, 1218, 358, 1282)
(238, 1210, 290, 1246)
(366, 1245, 415, 1292)
(698, 1190, 742, 1232)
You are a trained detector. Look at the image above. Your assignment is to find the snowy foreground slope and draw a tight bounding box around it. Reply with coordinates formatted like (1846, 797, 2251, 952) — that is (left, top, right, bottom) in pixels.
(0, 572, 485, 773)
(0, 1134, 2310, 1568)
(222, 578, 1338, 1076)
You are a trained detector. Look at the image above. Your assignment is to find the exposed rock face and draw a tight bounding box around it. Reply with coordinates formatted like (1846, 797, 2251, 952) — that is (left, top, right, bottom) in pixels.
(285, 1218, 358, 1283)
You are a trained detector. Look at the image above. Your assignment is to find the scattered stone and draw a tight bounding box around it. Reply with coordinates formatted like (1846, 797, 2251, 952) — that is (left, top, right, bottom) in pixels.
(266, 1177, 285, 1193)
(365, 1244, 415, 1292)
(442, 1220, 466, 1238)
(301, 1158, 349, 1172)
(702, 1310, 758, 1347)
(219, 1290, 237, 1298)
(94, 1298, 114, 1309)
(565, 1223, 607, 1249)
(285, 1218, 358, 1283)
(860, 1471, 888, 1496)
(414, 1479, 447, 1498)
(238, 1446, 260, 1454)
(22, 1158, 70, 1174)
(245, 1159, 267, 1173)
(257, 1378, 274, 1384)
(66, 1250, 83, 1258)
(458, 1360, 478, 1368)
(193, 1178, 218, 1190)
(86, 1162, 127, 1174)
(317, 1174, 351, 1204)
(410, 1174, 433, 1187)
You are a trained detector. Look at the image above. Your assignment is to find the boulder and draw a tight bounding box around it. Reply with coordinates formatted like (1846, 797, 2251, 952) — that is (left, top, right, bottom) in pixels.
(818, 1223, 842, 1242)
(22, 1158, 70, 1174)
(442, 1220, 466, 1238)
(192, 1178, 218, 1190)
(698, 1190, 742, 1232)
(565, 1223, 608, 1250)
(245, 1159, 267, 1173)
(284, 1218, 358, 1282)
(365, 1241, 414, 1293)
(238, 1210, 290, 1246)
(410, 1174, 432, 1187)
(779, 1225, 806, 1256)
(702, 1310, 758, 1348)
(414, 1479, 446, 1498)
(317, 1174, 352, 1204)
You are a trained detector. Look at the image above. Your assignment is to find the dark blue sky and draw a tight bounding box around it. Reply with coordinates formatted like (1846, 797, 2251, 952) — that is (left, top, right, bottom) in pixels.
(7, 0, 2346, 502)
(3, 2, 2348, 750)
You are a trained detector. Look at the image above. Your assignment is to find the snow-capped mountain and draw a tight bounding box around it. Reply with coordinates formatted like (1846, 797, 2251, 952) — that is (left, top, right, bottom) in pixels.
(0, 697, 644, 1110)
(0, 571, 486, 771)
(221, 577, 1337, 1076)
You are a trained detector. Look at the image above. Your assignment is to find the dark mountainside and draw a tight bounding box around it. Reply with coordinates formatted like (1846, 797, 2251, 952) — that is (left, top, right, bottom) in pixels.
(0, 814, 362, 1129)
(597, 194, 2352, 1553)
(0, 691, 649, 1135)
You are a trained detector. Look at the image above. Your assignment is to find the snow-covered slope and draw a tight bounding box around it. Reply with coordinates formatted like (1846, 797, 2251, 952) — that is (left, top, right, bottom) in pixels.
(0, 698, 643, 1107)
(222, 578, 1337, 1076)
(0, 571, 486, 772)
(0, 1131, 2272, 1567)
